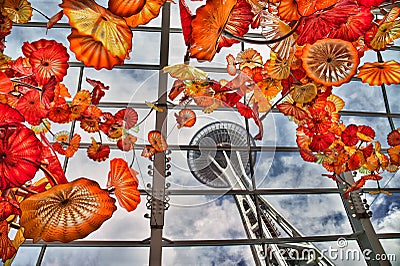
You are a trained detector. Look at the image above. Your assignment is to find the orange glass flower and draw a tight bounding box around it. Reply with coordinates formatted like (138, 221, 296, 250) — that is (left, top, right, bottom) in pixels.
(236, 48, 263, 70)
(189, 0, 252, 61)
(387, 129, 400, 147)
(16, 90, 48, 126)
(257, 79, 282, 100)
(267, 51, 291, 80)
(60, 0, 132, 60)
(2, 0, 32, 24)
(348, 151, 365, 171)
(148, 130, 167, 152)
(87, 138, 110, 162)
(72, 90, 91, 106)
(357, 61, 400, 86)
(114, 108, 138, 129)
(370, 21, 400, 50)
(302, 38, 359, 86)
(29, 41, 69, 85)
(327, 94, 345, 112)
(278, 0, 301, 21)
(65, 133, 80, 158)
(292, 83, 317, 104)
(124, 0, 167, 28)
(48, 104, 71, 123)
(163, 64, 208, 81)
(0, 124, 42, 190)
(54, 131, 70, 143)
(108, 0, 146, 17)
(388, 145, 400, 166)
(68, 29, 125, 70)
(296, 127, 312, 149)
(141, 145, 156, 158)
(175, 109, 196, 128)
(0, 220, 16, 262)
(117, 134, 137, 151)
(20, 178, 116, 243)
(277, 100, 308, 121)
(299, 149, 317, 162)
(107, 158, 141, 212)
(80, 117, 100, 133)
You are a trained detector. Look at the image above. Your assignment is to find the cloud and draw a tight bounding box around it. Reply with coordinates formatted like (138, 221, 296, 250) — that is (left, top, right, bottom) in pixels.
(374, 206, 400, 262)
(164, 196, 247, 239)
(163, 246, 253, 266)
(375, 205, 400, 233)
(333, 80, 386, 113)
(258, 152, 336, 188)
(38, 247, 149, 266)
(163, 196, 254, 265)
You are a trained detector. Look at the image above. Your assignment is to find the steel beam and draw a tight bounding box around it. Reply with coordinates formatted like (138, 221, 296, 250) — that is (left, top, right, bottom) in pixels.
(148, 3, 170, 266)
(23, 232, 400, 248)
(339, 172, 391, 266)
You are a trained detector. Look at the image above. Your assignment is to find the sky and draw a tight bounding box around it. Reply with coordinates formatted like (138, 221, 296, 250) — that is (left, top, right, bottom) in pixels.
(3, 0, 400, 265)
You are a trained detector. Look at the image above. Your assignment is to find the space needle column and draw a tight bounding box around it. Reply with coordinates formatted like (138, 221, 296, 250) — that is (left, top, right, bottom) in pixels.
(149, 3, 170, 266)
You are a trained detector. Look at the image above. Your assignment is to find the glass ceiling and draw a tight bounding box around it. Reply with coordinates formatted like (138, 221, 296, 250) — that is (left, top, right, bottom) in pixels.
(3, 0, 400, 265)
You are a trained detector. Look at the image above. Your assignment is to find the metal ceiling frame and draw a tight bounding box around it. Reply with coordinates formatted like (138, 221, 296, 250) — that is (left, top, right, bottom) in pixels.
(9, 3, 399, 266)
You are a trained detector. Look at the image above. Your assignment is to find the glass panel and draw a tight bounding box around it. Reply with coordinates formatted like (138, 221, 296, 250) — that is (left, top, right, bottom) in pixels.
(42, 247, 149, 266)
(163, 246, 255, 265)
(394, 118, 400, 130)
(12, 246, 41, 265)
(84, 196, 150, 240)
(313, 240, 367, 266)
(81, 69, 159, 103)
(169, 150, 211, 190)
(128, 32, 161, 65)
(340, 116, 392, 148)
(166, 109, 250, 146)
(258, 151, 337, 189)
(169, 33, 188, 65)
(333, 81, 385, 112)
(386, 84, 400, 114)
(262, 195, 353, 236)
(4, 27, 75, 60)
(65, 149, 150, 190)
(368, 192, 400, 234)
(62, 66, 82, 93)
(379, 239, 400, 263)
(29, 0, 69, 23)
(164, 195, 248, 239)
(272, 113, 297, 147)
(191, 43, 243, 69)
